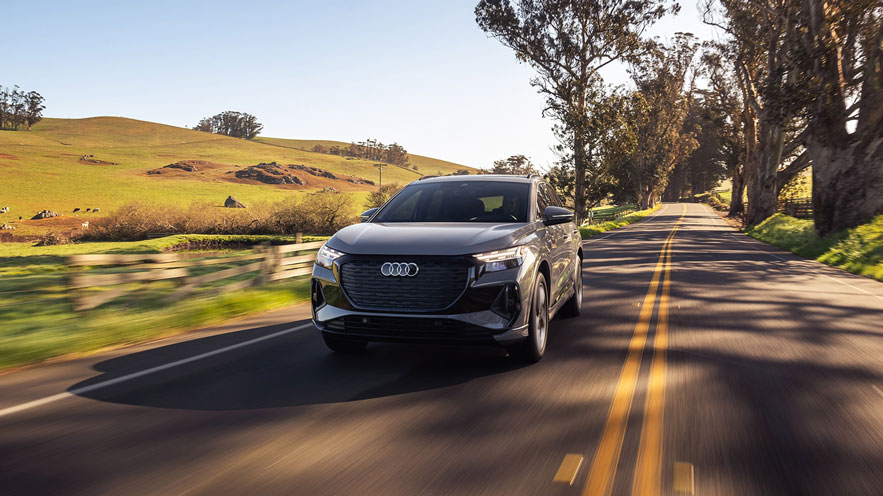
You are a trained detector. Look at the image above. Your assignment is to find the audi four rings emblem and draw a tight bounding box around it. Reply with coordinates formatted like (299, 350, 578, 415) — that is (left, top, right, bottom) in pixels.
(381, 262, 419, 277)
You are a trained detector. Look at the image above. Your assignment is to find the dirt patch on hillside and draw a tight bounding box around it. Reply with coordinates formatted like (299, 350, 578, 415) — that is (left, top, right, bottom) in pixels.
(0, 153, 19, 160)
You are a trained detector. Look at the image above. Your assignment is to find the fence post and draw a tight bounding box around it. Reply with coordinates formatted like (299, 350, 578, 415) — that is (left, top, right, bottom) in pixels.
(295, 232, 303, 244)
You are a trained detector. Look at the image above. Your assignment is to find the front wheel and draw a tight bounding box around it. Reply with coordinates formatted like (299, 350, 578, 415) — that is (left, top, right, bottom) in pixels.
(509, 272, 549, 363)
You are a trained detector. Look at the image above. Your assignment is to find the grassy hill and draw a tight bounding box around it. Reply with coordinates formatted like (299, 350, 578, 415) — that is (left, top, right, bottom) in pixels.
(0, 117, 475, 237)
(254, 137, 469, 177)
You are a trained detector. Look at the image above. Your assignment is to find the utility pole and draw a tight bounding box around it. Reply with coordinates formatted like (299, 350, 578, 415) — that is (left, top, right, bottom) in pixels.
(374, 163, 386, 191)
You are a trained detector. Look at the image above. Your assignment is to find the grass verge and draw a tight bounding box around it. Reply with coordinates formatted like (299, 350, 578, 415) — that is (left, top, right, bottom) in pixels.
(579, 204, 661, 239)
(746, 213, 883, 282)
(0, 235, 325, 371)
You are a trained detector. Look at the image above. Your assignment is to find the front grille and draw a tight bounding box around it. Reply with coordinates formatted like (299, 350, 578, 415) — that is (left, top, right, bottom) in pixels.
(339, 258, 469, 312)
(325, 315, 495, 341)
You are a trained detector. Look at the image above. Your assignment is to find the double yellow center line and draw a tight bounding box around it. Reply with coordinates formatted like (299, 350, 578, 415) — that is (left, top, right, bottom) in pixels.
(583, 204, 686, 496)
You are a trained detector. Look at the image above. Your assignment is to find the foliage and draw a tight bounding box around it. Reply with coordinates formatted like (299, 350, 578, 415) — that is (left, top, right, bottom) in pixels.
(35, 231, 73, 246)
(366, 183, 401, 209)
(488, 154, 536, 175)
(475, 0, 677, 222)
(193, 110, 263, 139)
(0, 84, 44, 130)
(747, 213, 883, 282)
(312, 139, 410, 166)
(80, 192, 358, 241)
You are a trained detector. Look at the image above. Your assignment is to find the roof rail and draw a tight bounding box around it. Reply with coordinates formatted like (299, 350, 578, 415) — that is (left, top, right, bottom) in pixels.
(526, 173, 542, 179)
(417, 175, 439, 180)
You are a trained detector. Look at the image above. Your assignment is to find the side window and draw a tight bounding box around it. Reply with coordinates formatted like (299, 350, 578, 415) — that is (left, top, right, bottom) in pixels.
(536, 183, 552, 220)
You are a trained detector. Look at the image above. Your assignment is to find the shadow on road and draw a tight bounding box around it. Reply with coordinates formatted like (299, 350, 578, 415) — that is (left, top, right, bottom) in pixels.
(68, 321, 525, 411)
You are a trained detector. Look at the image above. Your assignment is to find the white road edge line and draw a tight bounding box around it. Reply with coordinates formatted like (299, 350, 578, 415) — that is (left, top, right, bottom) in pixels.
(701, 204, 883, 300)
(0, 322, 314, 419)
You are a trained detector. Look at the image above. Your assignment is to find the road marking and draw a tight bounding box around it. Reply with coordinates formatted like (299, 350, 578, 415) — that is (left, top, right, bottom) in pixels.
(673, 461, 695, 495)
(553, 454, 584, 485)
(583, 208, 686, 496)
(632, 205, 683, 495)
(728, 229, 883, 301)
(0, 323, 313, 419)
(698, 203, 883, 301)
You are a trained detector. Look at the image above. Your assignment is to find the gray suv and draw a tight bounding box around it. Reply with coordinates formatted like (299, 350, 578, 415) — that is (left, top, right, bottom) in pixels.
(310, 174, 583, 362)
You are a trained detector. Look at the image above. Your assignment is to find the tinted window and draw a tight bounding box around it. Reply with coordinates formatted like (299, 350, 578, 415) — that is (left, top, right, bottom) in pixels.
(537, 183, 553, 219)
(372, 181, 530, 223)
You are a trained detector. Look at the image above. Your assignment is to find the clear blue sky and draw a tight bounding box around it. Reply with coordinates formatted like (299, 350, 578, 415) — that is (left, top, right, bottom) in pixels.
(5, 1, 714, 170)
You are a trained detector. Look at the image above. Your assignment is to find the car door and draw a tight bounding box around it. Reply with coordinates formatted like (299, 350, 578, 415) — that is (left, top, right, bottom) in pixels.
(537, 183, 570, 304)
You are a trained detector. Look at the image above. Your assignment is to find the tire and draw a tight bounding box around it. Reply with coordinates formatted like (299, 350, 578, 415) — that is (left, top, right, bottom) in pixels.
(322, 333, 368, 353)
(510, 272, 549, 363)
(558, 256, 583, 318)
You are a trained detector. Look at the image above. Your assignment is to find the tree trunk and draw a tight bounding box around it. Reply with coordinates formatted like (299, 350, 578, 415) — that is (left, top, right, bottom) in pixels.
(746, 115, 784, 226)
(573, 132, 587, 224)
(809, 134, 883, 235)
(801, 0, 883, 235)
(728, 166, 745, 217)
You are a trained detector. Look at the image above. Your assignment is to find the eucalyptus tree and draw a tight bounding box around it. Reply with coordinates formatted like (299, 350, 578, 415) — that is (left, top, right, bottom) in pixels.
(790, 0, 883, 235)
(623, 33, 700, 209)
(702, 0, 806, 226)
(475, 0, 677, 222)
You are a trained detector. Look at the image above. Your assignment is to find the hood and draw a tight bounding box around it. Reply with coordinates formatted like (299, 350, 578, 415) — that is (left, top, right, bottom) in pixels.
(327, 222, 535, 256)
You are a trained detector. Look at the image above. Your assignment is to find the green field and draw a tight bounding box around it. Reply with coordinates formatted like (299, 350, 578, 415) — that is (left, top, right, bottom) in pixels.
(0, 235, 327, 370)
(0, 117, 475, 236)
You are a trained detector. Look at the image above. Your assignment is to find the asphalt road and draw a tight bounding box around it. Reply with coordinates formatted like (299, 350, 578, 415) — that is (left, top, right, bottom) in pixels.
(1, 202, 882, 495)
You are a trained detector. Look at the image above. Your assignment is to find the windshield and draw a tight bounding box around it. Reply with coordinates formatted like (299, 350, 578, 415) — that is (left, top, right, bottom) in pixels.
(372, 181, 531, 223)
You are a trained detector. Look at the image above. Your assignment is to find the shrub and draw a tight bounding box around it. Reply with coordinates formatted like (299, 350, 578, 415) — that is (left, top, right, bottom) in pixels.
(81, 192, 359, 241)
(35, 231, 73, 246)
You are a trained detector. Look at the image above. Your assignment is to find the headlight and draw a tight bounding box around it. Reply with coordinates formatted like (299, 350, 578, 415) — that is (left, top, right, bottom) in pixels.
(474, 246, 528, 272)
(316, 243, 344, 269)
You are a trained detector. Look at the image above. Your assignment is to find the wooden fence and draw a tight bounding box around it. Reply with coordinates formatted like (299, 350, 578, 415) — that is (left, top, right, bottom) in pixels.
(67, 241, 322, 311)
(779, 198, 813, 218)
(584, 208, 635, 225)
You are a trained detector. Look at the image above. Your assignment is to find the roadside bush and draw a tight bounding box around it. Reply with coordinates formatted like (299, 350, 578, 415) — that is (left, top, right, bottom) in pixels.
(35, 231, 74, 246)
(81, 192, 359, 241)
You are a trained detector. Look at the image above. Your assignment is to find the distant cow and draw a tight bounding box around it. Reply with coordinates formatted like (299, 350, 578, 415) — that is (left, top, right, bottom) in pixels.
(92, 207, 100, 213)
(85, 208, 92, 212)
(81, 221, 89, 228)
(73, 208, 81, 213)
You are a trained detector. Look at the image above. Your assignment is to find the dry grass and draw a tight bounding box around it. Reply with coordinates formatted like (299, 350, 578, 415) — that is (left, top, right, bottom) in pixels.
(81, 192, 359, 241)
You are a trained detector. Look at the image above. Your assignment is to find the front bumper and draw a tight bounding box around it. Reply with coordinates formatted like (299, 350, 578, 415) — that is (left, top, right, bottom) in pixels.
(310, 257, 535, 347)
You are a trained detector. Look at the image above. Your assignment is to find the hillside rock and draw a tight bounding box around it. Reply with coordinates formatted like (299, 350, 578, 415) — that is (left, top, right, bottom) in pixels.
(290, 164, 338, 179)
(31, 210, 61, 220)
(224, 196, 246, 208)
(234, 162, 304, 185)
(148, 160, 215, 174)
(79, 155, 119, 165)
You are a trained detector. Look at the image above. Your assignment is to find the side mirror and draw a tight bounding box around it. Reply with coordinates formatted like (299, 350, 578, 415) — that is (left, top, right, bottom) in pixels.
(360, 207, 379, 222)
(543, 206, 573, 226)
